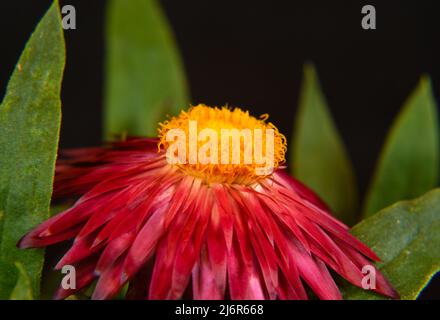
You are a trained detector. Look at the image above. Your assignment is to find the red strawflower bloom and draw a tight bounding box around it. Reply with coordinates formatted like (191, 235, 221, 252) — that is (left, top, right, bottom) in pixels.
(19, 105, 398, 300)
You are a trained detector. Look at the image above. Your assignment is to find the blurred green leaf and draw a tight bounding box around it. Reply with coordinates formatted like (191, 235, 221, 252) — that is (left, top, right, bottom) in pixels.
(0, 1, 65, 299)
(344, 188, 440, 299)
(291, 63, 358, 225)
(104, 0, 189, 139)
(363, 76, 439, 218)
(9, 262, 34, 300)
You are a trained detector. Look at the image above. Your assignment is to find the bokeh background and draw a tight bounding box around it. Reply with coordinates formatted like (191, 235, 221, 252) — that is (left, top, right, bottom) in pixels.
(0, 0, 438, 299)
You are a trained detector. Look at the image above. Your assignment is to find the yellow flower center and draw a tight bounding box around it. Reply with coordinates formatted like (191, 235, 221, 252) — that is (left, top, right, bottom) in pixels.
(158, 104, 287, 185)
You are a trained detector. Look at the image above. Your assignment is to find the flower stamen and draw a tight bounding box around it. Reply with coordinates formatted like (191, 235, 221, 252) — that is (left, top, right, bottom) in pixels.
(158, 104, 287, 185)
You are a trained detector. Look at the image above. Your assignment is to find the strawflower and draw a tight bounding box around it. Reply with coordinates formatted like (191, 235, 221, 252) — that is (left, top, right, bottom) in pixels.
(19, 105, 398, 300)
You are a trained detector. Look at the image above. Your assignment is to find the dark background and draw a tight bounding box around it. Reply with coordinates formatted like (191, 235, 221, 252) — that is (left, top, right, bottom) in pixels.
(0, 0, 438, 299)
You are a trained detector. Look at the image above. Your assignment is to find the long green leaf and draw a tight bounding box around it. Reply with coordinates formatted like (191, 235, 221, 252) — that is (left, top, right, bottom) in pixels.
(0, 1, 65, 299)
(291, 63, 358, 224)
(9, 262, 34, 300)
(104, 0, 189, 139)
(344, 188, 440, 299)
(363, 76, 439, 218)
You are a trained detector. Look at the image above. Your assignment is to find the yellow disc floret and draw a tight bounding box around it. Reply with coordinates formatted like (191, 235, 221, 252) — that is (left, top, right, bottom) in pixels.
(158, 104, 287, 185)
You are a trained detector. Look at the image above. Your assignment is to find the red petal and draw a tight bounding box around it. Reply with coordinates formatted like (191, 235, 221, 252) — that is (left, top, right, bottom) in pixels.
(53, 256, 98, 300)
(55, 232, 104, 270)
(287, 236, 342, 300)
(92, 256, 125, 300)
(96, 232, 135, 274)
(122, 205, 167, 283)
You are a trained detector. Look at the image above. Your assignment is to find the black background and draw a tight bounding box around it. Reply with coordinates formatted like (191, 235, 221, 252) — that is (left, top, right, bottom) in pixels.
(0, 0, 438, 299)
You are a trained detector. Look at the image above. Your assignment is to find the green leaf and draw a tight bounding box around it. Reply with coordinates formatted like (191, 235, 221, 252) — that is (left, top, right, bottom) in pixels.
(363, 76, 439, 218)
(0, 1, 65, 299)
(344, 188, 440, 299)
(9, 262, 34, 300)
(291, 63, 358, 225)
(104, 0, 189, 139)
